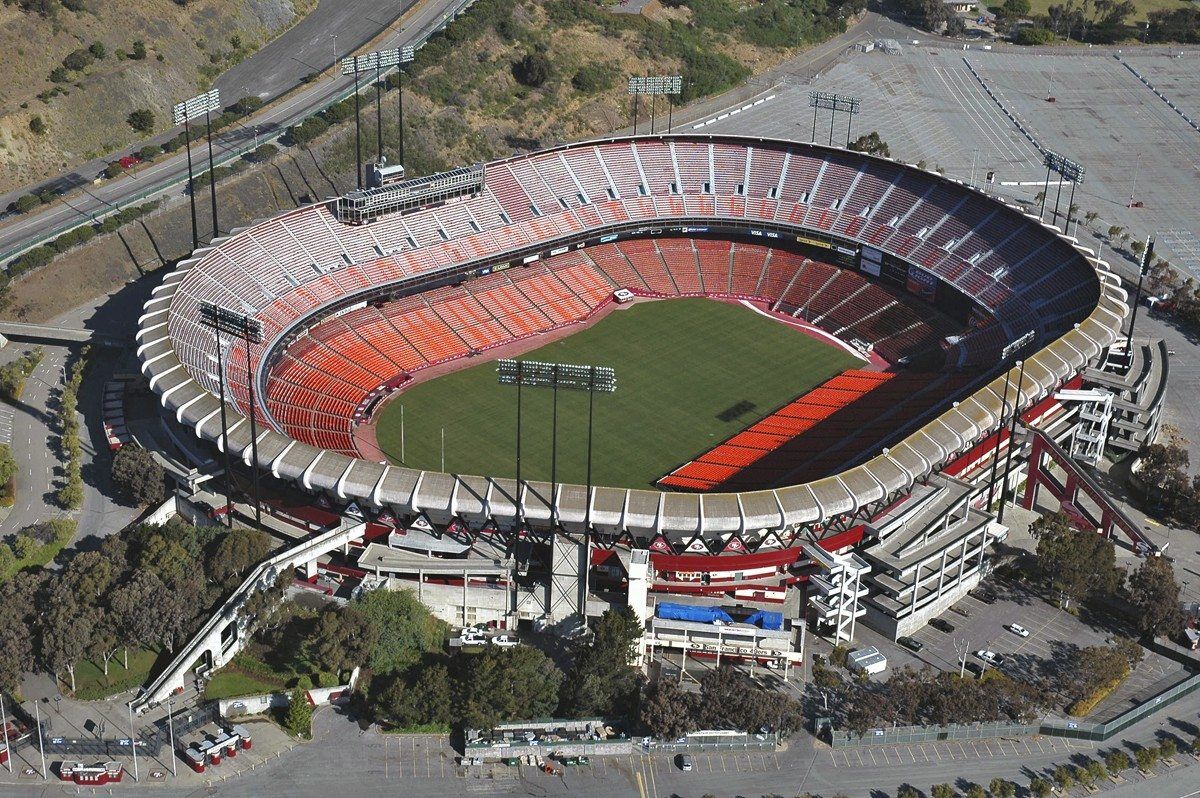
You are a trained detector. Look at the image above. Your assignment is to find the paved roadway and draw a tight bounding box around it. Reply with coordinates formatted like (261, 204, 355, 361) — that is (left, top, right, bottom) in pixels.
(0, 0, 467, 264)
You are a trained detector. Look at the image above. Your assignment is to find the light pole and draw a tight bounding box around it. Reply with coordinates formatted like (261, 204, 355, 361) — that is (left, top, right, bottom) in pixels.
(1043, 151, 1084, 231)
(198, 303, 264, 529)
(627, 76, 681, 137)
(0, 692, 12, 773)
(1124, 235, 1155, 359)
(808, 91, 861, 147)
(166, 696, 177, 777)
(127, 702, 139, 782)
(997, 358, 1028, 525)
(33, 701, 46, 780)
(171, 89, 220, 249)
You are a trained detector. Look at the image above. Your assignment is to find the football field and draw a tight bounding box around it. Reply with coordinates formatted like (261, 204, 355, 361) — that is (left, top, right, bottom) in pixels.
(372, 298, 859, 489)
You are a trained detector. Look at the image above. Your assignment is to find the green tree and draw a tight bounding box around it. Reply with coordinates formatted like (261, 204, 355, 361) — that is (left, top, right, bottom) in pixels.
(1161, 738, 1178, 759)
(931, 783, 956, 798)
(28, 116, 46, 135)
(206, 528, 271, 589)
(356, 588, 447, 674)
(126, 108, 155, 133)
(639, 677, 696, 739)
(89, 40, 106, 59)
(369, 658, 453, 728)
(110, 444, 165, 505)
(558, 607, 644, 718)
(303, 604, 377, 675)
(1031, 513, 1122, 607)
(849, 131, 891, 157)
(989, 777, 1016, 798)
(897, 787, 921, 798)
(284, 688, 313, 737)
(1001, 0, 1031, 15)
(1105, 749, 1130, 775)
(62, 48, 94, 71)
(1029, 777, 1051, 798)
(41, 583, 98, 691)
(1085, 759, 1107, 785)
(1135, 745, 1157, 771)
(1128, 556, 1184, 638)
(454, 646, 562, 730)
(130, 39, 147, 59)
(964, 784, 986, 798)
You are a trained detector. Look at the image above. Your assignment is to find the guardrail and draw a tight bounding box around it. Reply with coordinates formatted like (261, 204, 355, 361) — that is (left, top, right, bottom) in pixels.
(0, 0, 479, 268)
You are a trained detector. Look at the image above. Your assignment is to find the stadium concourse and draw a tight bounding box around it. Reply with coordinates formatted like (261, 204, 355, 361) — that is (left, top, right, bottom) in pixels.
(135, 132, 1131, 658)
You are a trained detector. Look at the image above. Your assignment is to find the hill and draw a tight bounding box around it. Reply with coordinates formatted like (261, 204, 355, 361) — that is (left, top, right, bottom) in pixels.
(0, 0, 315, 193)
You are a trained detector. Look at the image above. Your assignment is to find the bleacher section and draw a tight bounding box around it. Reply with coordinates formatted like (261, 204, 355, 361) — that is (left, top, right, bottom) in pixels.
(660, 370, 978, 491)
(264, 241, 961, 456)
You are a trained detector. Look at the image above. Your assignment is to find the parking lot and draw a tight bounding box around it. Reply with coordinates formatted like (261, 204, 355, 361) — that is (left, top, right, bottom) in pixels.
(827, 734, 1086, 769)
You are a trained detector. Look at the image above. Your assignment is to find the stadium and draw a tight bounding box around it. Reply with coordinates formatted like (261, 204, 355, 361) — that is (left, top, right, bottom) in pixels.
(134, 132, 1131, 656)
(138, 132, 1125, 533)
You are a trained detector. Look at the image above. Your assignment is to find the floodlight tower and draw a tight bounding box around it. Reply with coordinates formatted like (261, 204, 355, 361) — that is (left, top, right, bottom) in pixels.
(1042, 151, 1085, 231)
(171, 89, 221, 248)
(627, 76, 682, 135)
(808, 91, 861, 147)
(498, 360, 616, 526)
(198, 302, 265, 529)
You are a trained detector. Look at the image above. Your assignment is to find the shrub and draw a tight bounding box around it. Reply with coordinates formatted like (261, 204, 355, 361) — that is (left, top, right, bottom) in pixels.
(130, 40, 147, 60)
(13, 194, 41, 214)
(513, 51, 552, 87)
(1014, 26, 1055, 45)
(89, 41, 106, 59)
(138, 145, 161, 161)
(571, 63, 613, 93)
(29, 116, 46, 135)
(62, 48, 94, 71)
(127, 108, 155, 133)
(49, 66, 70, 83)
(289, 116, 329, 146)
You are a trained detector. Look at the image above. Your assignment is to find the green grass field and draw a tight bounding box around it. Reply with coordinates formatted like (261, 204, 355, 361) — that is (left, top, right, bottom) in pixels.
(373, 298, 859, 489)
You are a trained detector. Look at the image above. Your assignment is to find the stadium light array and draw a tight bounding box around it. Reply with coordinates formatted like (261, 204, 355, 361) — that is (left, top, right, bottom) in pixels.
(1041, 150, 1085, 230)
(199, 302, 265, 531)
(627, 75, 682, 135)
(171, 89, 221, 126)
(498, 360, 616, 528)
(341, 48, 416, 189)
(808, 91, 861, 147)
(171, 89, 222, 250)
(497, 359, 616, 393)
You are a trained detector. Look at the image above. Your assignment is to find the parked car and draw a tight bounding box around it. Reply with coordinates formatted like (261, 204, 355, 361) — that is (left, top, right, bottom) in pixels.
(971, 588, 998, 604)
(677, 754, 693, 772)
(930, 617, 955, 633)
(897, 636, 924, 653)
(950, 604, 971, 618)
(491, 634, 520, 647)
(964, 661, 985, 678)
(1007, 623, 1030, 638)
(460, 629, 486, 644)
(975, 650, 1005, 666)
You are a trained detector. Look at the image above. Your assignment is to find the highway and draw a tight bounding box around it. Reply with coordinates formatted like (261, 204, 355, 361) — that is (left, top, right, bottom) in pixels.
(0, 0, 472, 265)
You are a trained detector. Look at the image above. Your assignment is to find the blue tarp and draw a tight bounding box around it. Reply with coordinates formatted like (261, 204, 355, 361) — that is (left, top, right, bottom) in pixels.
(655, 602, 734, 624)
(744, 610, 784, 631)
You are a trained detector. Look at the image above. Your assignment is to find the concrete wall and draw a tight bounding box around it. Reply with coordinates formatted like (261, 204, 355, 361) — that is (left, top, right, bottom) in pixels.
(862, 571, 981, 640)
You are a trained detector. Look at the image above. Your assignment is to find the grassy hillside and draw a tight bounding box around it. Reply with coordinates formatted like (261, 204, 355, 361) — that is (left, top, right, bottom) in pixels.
(323, 0, 860, 175)
(0, 0, 315, 193)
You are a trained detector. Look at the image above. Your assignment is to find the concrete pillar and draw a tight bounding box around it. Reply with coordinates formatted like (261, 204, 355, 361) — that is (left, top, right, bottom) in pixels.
(462, 571, 468, 627)
(304, 559, 317, 580)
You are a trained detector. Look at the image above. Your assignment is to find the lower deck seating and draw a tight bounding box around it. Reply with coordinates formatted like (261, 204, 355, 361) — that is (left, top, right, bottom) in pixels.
(264, 238, 965, 461)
